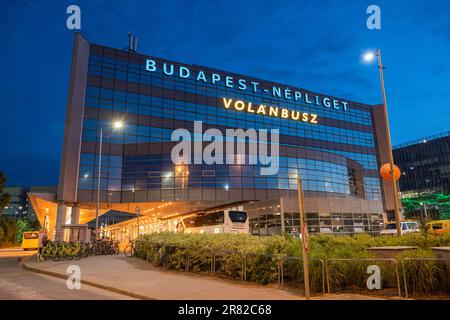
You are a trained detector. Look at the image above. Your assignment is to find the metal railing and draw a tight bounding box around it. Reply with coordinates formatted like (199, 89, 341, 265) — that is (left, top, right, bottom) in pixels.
(136, 239, 326, 292)
(325, 258, 401, 297)
(401, 257, 450, 298)
(135, 239, 450, 299)
(280, 256, 326, 294)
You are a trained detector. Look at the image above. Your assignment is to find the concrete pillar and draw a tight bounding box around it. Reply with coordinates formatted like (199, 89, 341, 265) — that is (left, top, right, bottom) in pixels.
(71, 205, 80, 225)
(55, 203, 67, 241)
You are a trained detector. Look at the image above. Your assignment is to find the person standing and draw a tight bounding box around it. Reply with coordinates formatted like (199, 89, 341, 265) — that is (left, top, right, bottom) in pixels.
(38, 228, 48, 256)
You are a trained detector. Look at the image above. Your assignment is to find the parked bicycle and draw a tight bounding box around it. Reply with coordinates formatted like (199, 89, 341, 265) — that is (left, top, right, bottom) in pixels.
(124, 239, 135, 257)
(37, 241, 84, 261)
(37, 239, 119, 261)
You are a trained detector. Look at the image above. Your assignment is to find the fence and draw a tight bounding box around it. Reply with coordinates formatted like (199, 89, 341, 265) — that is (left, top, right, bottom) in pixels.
(280, 256, 326, 293)
(325, 258, 401, 297)
(401, 258, 450, 298)
(135, 239, 450, 299)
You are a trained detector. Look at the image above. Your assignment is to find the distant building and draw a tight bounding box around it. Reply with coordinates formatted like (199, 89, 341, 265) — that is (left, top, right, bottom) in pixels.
(1, 187, 31, 219)
(394, 131, 450, 196)
(393, 131, 450, 219)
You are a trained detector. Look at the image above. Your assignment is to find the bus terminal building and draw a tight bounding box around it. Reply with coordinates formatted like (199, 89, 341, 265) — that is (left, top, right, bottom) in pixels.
(29, 33, 399, 240)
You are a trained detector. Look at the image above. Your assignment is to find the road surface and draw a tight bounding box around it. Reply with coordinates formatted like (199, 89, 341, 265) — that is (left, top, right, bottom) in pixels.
(0, 247, 134, 300)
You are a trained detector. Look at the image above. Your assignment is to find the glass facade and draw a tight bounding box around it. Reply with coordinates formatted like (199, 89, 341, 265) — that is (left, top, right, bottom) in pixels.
(75, 44, 382, 205)
(394, 132, 450, 195)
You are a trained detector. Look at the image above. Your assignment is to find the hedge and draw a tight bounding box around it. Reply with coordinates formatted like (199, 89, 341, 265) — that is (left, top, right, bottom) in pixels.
(134, 232, 449, 295)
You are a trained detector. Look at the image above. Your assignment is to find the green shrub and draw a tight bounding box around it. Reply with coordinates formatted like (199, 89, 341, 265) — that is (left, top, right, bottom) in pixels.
(134, 232, 449, 294)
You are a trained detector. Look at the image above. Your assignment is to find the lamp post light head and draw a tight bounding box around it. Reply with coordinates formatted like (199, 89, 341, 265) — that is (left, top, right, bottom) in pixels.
(363, 51, 376, 62)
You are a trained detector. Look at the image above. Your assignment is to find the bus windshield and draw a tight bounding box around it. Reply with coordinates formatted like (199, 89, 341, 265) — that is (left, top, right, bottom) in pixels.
(183, 211, 225, 228)
(228, 211, 247, 223)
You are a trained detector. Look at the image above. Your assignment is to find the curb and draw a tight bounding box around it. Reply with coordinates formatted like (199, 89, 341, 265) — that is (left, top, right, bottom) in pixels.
(21, 261, 156, 300)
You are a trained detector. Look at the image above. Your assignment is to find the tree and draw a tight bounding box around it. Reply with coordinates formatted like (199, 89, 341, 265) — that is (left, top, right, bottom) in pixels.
(5, 218, 17, 243)
(0, 172, 11, 209)
(0, 226, 4, 244)
(402, 192, 450, 220)
(15, 219, 32, 243)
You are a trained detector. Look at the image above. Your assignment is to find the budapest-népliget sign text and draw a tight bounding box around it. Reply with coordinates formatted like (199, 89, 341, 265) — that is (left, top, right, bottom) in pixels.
(145, 59, 349, 112)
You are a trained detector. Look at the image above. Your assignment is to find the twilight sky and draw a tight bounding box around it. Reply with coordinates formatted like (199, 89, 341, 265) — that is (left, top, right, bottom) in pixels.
(1, 0, 449, 186)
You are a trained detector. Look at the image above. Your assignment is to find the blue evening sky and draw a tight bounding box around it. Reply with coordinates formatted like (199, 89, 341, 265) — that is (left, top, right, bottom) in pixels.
(1, 0, 449, 186)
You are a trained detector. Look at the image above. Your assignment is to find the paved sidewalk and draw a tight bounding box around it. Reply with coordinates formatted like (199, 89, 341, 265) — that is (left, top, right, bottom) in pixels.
(0, 247, 36, 259)
(23, 255, 382, 300)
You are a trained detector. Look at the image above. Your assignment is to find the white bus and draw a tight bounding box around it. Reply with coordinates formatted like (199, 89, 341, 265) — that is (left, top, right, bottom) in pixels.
(178, 209, 249, 234)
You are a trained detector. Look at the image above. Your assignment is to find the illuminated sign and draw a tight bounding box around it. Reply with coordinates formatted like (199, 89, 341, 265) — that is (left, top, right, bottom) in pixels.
(221, 98, 318, 124)
(145, 59, 349, 112)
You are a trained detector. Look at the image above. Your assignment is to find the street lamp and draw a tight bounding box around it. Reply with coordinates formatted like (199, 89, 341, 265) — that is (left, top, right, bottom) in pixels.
(95, 120, 124, 239)
(297, 175, 310, 299)
(363, 52, 376, 62)
(364, 49, 402, 237)
(420, 202, 428, 220)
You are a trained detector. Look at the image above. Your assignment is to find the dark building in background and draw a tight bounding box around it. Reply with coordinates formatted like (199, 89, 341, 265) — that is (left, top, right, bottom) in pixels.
(1, 187, 30, 219)
(394, 131, 450, 196)
(393, 131, 450, 220)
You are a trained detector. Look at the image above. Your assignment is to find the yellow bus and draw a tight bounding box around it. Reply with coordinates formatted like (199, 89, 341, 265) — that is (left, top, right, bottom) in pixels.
(427, 220, 450, 235)
(21, 231, 39, 250)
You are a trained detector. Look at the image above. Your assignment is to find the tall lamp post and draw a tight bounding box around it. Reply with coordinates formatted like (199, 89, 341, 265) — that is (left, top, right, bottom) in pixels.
(297, 176, 310, 299)
(420, 202, 428, 220)
(364, 49, 402, 237)
(95, 120, 124, 239)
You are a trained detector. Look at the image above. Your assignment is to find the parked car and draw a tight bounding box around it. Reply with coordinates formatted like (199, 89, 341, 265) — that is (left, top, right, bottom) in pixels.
(427, 220, 450, 235)
(380, 221, 420, 236)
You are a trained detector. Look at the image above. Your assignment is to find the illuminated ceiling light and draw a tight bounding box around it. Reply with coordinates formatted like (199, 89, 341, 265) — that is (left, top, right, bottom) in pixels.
(84, 174, 89, 178)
